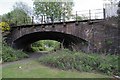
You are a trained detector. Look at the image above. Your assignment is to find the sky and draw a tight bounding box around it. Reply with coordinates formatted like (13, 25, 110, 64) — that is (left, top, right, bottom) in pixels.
(73, 0, 103, 11)
(0, 0, 119, 19)
(0, 0, 33, 15)
(0, 0, 104, 15)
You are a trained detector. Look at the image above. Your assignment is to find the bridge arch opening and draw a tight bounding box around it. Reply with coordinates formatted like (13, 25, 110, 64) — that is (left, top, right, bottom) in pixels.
(31, 40, 61, 52)
(13, 31, 88, 52)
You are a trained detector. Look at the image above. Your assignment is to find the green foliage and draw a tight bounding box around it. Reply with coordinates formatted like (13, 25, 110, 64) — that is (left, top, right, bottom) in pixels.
(13, 1, 32, 15)
(2, 9, 31, 26)
(33, 1, 74, 21)
(39, 49, 119, 75)
(105, 39, 113, 45)
(2, 43, 29, 63)
(31, 40, 60, 51)
(1, 2, 31, 26)
(0, 22, 10, 32)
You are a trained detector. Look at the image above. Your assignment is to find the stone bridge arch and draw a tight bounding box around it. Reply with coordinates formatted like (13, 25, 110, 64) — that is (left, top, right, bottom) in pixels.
(13, 31, 88, 51)
(8, 21, 94, 52)
(7, 19, 119, 54)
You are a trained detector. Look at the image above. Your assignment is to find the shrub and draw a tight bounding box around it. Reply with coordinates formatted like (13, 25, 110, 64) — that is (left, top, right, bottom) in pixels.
(39, 49, 119, 75)
(2, 43, 29, 62)
(0, 22, 10, 32)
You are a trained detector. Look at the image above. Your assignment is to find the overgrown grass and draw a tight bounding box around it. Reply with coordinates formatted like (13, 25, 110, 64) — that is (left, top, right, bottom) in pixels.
(2, 43, 29, 63)
(39, 49, 119, 76)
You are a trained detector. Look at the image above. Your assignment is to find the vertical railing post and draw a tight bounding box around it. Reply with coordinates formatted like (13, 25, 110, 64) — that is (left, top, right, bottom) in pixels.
(63, 12, 65, 22)
(51, 13, 55, 27)
(103, 8, 106, 19)
(24, 18, 25, 25)
(76, 11, 78, 21)
(51, 13, 54, 23)
(60, 13, 62, 22)
(32, 16, 34, 25)
(26, 17, 28, 24)
(44, 15, 45, 23)
(52, 13, 54, 27)
(16, 21, 17, 26)
(75, 11, 79, 25)
(89, 10, 91, 20)
(63, 12, 66, 26)
(26, 17, 27, 24)
(41, 15, 43, 24)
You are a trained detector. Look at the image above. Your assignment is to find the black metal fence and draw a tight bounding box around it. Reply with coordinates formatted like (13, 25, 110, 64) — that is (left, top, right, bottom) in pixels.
(34, 8, 105, 24)
(15, 8, 105, 26)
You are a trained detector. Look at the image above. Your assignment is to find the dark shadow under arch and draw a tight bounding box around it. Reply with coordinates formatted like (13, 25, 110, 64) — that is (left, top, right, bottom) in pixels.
(13, 31, 88, 51)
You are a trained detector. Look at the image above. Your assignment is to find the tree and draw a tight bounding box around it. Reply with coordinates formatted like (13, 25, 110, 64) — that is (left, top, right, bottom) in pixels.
(1, 9, 31, 26)
(33, 1, 74, 22)
(11, 8, 31, 25)
(1, 12, 13, 24)
(13, 2, 32, 16)
(1, 2, 32, 26)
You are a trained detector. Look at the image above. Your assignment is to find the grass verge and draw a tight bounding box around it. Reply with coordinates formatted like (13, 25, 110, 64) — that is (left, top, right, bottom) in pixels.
(2, 59, 110, 78)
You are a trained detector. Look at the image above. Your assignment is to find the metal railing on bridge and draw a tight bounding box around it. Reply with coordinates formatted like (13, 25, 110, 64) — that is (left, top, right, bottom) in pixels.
(14, 8, 105, 26)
